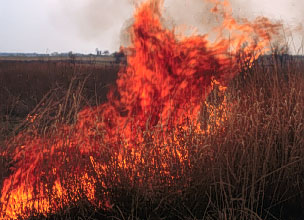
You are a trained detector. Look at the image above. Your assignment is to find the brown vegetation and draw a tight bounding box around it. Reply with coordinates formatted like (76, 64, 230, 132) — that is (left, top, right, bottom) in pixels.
(0, 56, 303, 220)
(0, 60, 119, 141)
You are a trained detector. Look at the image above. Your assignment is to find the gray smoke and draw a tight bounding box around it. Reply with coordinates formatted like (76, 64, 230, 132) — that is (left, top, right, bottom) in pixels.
(53, 0, 133, 51)
(53, 0, 303, 53)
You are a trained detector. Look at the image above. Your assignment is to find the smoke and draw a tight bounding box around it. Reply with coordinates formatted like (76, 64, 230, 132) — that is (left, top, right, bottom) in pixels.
(53, 0, 133, 52)
(52, 0, 304, 53)
(118, 0, 254, 48)
(163, 0, 251, 32)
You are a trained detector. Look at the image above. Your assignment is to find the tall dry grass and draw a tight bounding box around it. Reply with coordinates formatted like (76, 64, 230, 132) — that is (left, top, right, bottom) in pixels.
(0, 56, 304, 220)
(0, 61, 119, 139)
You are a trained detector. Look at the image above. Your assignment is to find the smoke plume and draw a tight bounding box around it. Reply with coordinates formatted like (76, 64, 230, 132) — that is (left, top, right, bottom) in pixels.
(54, 0, 303, 53)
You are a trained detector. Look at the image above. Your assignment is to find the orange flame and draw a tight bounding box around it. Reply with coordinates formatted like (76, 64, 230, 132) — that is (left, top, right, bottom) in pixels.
(0, 0, 281, 219)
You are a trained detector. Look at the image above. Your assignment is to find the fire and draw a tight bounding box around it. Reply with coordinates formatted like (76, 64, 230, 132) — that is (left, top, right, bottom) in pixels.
(0, 0, 281, 219)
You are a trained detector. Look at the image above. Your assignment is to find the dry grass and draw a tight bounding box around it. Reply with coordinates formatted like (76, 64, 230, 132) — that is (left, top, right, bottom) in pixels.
(0, 56, 304, 220)
(0, 61, 119, 140)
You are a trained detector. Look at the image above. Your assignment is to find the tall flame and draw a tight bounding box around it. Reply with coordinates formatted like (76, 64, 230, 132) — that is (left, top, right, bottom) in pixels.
(0, 0, 281, 219)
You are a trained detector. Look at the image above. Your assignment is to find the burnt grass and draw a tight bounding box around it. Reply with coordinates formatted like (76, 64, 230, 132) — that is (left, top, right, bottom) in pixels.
(0, 56, 304, 220)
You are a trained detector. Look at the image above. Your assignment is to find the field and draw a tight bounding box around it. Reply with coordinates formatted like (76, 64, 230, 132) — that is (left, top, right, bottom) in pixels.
(1, 0, 304, 219)
(0, 55, 119, 64)
(0, 60, 119, 140)
(0, 55, 303, 220)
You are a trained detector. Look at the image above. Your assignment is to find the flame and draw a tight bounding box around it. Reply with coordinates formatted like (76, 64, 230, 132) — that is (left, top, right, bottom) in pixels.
(0, 0, 281, 219)
(26, 114, 38, 123)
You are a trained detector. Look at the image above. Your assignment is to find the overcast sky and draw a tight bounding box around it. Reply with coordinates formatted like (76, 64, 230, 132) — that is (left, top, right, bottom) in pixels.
(0, 0, 303, 54)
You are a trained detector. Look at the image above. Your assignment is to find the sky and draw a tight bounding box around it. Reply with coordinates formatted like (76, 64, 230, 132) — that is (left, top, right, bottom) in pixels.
(0, 0, 303, 54)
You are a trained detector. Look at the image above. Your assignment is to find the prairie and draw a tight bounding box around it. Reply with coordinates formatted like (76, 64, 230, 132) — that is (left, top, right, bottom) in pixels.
(0, 56, 303, 220)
